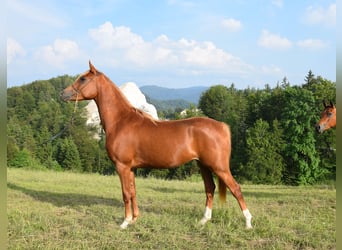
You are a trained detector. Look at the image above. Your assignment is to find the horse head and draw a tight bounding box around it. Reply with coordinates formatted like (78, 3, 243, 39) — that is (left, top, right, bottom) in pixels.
(61, 61, 101, 102)
(315, 100, 336, 133)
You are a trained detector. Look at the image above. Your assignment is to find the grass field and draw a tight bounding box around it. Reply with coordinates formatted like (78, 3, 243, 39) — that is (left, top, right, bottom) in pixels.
(7, 168, 335, 249)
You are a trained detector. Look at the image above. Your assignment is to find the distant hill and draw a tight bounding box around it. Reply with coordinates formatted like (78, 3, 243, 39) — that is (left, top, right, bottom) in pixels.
(140, 85, 208, 104)
(145, 96, 191, 112)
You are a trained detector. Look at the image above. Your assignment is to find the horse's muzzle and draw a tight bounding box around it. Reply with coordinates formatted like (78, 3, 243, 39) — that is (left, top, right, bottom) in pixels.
(315, 124, 324, 133)
(60, 90, 73, 102)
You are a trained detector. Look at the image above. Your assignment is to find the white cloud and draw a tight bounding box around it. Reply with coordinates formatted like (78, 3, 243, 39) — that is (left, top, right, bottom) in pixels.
(7, 37, 26, 64)
(258, 29, 292, 50)
(296, 39, 327, 49)
(181, 40, 248, 73)
(304, 3, 336, 27)
(221, 18, 243, 32)
(89, 22, 144, 50)
(34, 39, 82, 67)
(88, 22, 252, 75)
(89, 23, 177, 67)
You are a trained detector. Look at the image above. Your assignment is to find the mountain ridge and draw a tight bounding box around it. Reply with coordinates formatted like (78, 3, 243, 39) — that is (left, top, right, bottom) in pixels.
(140, 85, 208, 104)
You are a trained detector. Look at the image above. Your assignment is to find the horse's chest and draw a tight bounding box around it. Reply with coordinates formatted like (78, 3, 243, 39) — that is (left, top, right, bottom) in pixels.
(106, 132, 139, 159)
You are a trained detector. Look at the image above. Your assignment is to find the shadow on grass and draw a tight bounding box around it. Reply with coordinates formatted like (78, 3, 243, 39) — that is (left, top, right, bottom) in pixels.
(242, 190, 293, 199)
(7, 182, 122, 208)
(149, 186, 295, 199)
(149, 186, 203, 194)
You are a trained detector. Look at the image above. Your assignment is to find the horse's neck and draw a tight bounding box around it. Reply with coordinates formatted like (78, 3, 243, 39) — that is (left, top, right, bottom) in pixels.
(94, 79, 132, 131)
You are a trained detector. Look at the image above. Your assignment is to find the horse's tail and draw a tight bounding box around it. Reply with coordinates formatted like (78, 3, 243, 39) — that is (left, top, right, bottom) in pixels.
(218, 122, 230, 204)
(218, 178, 227, 204)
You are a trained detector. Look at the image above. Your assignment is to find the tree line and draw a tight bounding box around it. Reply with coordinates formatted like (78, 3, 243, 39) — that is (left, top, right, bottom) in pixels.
(7, 71, 335, 185)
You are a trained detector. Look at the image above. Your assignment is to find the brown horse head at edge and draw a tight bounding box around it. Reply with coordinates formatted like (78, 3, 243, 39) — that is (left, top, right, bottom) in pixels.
(316, 100, 336, 133)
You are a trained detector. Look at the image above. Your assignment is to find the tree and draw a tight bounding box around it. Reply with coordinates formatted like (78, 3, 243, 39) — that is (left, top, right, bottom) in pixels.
(8, 149, 33, 168)
(303, 70, 316, 89)
(281, 87, 321, 185)
(198, 85, 230, 121)
(302, 76, 336, 182)
(8, 148, 43, 169)
(7, 137, 19, 163)
(55, 138, 82, 171)
(281, 76, 290, 89)
(7, 75, 106, 173)
(176, 104, 204, 119)
(245, 119, 284, 184)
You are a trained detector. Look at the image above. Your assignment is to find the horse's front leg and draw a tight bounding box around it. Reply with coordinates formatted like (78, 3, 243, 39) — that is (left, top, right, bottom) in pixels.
(116, 163, 135, 229)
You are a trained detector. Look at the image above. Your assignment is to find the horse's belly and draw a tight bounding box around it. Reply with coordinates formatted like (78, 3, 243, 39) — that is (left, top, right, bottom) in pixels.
(137, 140, 198, 168)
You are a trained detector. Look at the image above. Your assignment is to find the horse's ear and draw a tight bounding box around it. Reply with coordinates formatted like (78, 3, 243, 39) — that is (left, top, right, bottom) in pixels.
(89, 61, 97, 75)
(330, 101, 335, 108)
(323, 100, 327, 108)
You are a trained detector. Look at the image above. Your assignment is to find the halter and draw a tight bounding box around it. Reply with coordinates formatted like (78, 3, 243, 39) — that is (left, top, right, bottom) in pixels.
(321, 106, 335, 125)
(322, 101, 335, 121)
(71, 84, 81, 94)
(42, 72, 100, 144)
(70, 72, 98, 98)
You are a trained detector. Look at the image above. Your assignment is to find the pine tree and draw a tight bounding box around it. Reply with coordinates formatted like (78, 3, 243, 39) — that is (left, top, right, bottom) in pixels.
(303, 70, 315, 88)
(55, 138, 82, 171)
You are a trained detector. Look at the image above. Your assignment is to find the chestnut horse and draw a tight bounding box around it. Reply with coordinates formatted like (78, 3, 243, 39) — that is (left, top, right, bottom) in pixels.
(61, 62, 252, 229)
(316, 101, 336, 133)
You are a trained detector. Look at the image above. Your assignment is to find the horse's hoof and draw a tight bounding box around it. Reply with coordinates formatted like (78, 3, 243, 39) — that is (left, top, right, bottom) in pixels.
(120, 219, 132, 229)
(200, 217, 211, 225)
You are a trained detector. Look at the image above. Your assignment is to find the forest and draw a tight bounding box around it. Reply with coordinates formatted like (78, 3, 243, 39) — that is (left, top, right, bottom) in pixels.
(7, 71, 336, 185)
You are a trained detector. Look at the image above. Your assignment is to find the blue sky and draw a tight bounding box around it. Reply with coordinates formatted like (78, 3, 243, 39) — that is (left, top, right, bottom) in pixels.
(7, 0, 336, 89)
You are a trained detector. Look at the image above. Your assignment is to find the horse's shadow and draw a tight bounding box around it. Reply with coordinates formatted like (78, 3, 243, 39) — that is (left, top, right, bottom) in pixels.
(7, 182, 122, 208)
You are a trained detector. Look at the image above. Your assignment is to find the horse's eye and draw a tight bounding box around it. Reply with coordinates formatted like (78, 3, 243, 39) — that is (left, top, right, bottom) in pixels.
(80, 77, 86, 82)
(327, 112, 333, 117)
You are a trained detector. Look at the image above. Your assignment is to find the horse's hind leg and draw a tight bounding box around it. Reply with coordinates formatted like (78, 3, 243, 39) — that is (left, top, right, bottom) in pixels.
(130, 170, 139, 222)
(217, 170, 252, 229)
(199, 163, 215, 225)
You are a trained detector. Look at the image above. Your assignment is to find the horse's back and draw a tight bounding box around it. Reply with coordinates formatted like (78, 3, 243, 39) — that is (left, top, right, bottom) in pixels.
(152, 116, 231, 145)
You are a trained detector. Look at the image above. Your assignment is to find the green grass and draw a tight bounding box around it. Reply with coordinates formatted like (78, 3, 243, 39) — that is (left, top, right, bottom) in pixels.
(7, 168, 335, 249)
